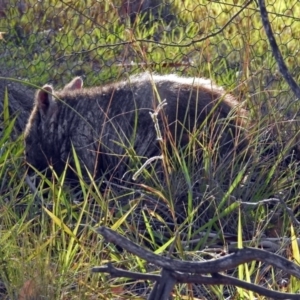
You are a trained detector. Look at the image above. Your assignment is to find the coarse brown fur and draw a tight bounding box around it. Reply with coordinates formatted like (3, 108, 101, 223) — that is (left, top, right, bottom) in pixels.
(24, 72, 249, 183)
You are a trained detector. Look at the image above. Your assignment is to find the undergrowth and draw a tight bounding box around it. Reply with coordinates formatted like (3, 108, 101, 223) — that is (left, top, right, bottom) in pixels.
(2, 78, 300, 299)
(1, 0, 300, 299)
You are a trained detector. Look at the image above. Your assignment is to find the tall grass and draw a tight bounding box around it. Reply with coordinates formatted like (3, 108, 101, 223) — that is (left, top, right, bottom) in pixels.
(1, 0, 300, 298)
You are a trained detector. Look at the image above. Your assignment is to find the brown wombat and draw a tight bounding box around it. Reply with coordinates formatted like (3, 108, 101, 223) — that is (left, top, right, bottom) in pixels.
(24, 73, 249, 182)
(119, 0, 175, 25)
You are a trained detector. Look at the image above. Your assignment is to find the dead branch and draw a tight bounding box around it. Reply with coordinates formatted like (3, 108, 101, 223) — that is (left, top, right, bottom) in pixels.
(94, 226, 300, 299)
(96, 226, 300, 276)
(259, 0, 300, 99)
(92, 263, 160, 281)
(92, 262, 300, 299)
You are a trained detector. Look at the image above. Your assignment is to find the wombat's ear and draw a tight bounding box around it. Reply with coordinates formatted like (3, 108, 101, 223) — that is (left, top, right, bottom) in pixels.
(36, 85, 54, 115)
(63, 77, 83, 91)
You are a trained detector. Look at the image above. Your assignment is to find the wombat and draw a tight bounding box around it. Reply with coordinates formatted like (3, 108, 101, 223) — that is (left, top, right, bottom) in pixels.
(119, 0, 175, 25)
(24, 72, 249, 182)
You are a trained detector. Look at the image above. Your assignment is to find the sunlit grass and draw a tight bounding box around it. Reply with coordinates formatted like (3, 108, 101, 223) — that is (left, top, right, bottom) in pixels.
(1, 0, 300, 298)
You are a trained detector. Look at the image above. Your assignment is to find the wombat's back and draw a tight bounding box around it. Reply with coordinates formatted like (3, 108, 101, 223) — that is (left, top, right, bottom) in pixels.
(24, 73, 249, 181)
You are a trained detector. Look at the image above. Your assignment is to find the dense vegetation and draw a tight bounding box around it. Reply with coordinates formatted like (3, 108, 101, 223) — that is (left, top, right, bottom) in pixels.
(1, 0, 300, 298)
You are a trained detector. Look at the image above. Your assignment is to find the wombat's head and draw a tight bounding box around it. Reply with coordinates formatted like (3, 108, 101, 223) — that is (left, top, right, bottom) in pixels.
(24, 77, 83, 176)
